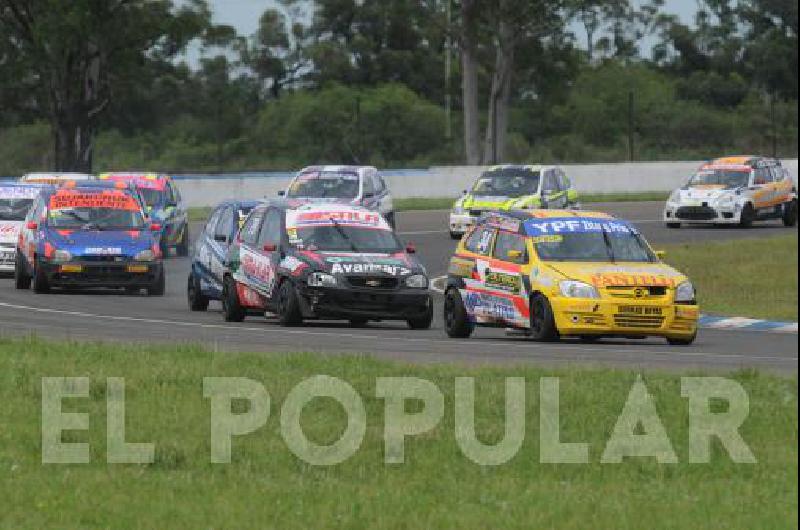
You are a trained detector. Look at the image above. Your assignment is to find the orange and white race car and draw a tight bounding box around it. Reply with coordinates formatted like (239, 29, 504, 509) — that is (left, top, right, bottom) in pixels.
(664, 156, 797, 228)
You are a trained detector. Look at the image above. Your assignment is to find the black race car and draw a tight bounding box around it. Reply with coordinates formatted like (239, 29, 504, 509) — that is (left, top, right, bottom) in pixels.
(221, 202, 433, 328)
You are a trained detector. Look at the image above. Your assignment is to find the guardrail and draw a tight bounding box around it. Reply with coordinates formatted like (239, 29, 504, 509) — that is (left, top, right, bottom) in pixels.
(4, 160, 797, 207)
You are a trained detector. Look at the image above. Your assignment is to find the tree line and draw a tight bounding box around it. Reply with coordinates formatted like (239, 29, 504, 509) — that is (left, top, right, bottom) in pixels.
(1, 0, 797, 174)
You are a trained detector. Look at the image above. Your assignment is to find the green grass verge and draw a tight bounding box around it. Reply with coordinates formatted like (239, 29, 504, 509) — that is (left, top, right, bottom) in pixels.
(662, 234, 798, 321)
(1, 337, 796, 529)
(187, 192, 669, 221)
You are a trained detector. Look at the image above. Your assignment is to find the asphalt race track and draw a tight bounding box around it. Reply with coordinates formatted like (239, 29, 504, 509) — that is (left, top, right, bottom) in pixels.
(1, 202, 797, 373)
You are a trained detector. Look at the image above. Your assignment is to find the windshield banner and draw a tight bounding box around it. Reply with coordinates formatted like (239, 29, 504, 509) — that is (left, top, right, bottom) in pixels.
(287, 210, 388, 230)
(49, 191, 140, 211)
(524, 217, 638, 237)
(0, 186, 42, 200)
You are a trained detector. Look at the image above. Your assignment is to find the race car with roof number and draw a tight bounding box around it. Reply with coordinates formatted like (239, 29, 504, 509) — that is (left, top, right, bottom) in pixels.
(279, 166, 396, 228)
(15, 182, 165, 295)
(221, 203, 433, 328)
(444, 210, 699, 345)
(99, 173, 190, 255)
(449, 165, 580, 239)
(663, 156, 797, 228)
(188, 199, 259, 311)
(0, 182, 51, 274)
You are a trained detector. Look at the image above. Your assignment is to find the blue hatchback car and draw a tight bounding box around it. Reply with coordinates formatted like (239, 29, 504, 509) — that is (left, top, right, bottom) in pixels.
(188, 200, 258, 310)
(15, 181, 165, 295)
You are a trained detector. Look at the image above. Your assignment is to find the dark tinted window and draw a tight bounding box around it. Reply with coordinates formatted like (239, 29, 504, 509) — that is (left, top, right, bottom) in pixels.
(215, 207, 234, 242)
(241, 210, 264, 246)
(464, 227, 495, 255)
(257, 208, 282, 247)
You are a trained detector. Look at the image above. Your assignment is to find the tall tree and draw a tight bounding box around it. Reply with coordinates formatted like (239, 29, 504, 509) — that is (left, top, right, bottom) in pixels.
(0, 0, 210, 172)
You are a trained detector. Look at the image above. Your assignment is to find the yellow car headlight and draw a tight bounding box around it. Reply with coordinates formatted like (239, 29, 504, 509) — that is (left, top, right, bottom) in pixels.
(559, 280, 600, 299)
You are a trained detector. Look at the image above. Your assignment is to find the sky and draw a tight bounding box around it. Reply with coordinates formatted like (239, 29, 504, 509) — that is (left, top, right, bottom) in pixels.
(184, 0, 700, 65)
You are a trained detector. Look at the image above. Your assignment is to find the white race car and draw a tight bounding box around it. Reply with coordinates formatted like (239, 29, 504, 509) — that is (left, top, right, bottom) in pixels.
(664, 156, 797, 228)
(0, 183, 49, 273)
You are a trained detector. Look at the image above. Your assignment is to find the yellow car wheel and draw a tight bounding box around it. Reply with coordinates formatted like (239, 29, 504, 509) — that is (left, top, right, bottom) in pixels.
(529, 294, 558, 342)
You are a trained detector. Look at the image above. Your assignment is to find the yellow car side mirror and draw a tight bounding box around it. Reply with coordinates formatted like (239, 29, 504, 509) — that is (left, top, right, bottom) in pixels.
(655, 250, 667, 260)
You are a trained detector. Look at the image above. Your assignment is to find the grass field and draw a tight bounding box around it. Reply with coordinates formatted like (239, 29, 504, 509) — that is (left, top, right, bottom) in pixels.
(1, 337, 796, 529)
(663, 235, 798, 321)
(187, 192, 669, 221)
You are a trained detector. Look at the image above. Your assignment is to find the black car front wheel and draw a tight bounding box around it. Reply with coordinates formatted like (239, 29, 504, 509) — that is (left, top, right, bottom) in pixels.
(444, 288, 473, 338)
(32, 259, 50, 294)
(529, 294, 559, 342)
(188, 272, 209, 311)
(14, 254, 31, 290)
(407, 298, 434, 330)
(276, 280, 303, 326)
(222, 276, 246, 322)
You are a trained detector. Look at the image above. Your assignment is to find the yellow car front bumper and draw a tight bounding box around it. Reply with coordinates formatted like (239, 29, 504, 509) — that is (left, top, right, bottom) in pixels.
(550, 297, 699, 339)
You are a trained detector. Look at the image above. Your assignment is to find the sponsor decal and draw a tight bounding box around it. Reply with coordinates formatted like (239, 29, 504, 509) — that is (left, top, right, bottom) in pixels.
(525, 218, 637, 236)
(448, 257, 474, 277)
(331, 262, 411, 276)
(484, 214, 520, 232)
(241, 247, 276, 288)
(464, 291, 517, 321)
(0, 187, 42, 199)
(618, 305, 664, 316)
(50, 191, 139, 211)
(592, 273, 677, 289)
(676, 306, 700, 319)
(0, 223, 20, 235)
(288, 210, 384, 229)
(485, 271, 521, 293)
(85, 247, 123, 255)
(280, 256, 308, 276)
(236, 282, 266, 308)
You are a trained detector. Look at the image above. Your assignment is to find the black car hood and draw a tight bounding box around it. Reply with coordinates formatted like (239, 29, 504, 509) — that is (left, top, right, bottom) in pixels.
(287, 250, 424, 278)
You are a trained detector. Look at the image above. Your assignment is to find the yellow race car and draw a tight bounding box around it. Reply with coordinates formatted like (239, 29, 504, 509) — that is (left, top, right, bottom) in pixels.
(444, 210, 699, 345)
(449, 165, 580, 239)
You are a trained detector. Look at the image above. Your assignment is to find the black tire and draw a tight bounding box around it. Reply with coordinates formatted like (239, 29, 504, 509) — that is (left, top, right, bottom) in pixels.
(739, 203, 755, 228)
(667, 333, 697, 346)
(276, 280, 303, 326)
(32, 259, 50, 294)
(222, 276, 246, 322)
(666, 222, 681, 229)
(147, 269, 166, 296)
(782, 200, 798, 227)
(385, 212, 397, 230)
(407, 298, 434, 330)
(176, 224, 190, 257)
(444, 288, 474, 338)
(449, 231, 463, 240)
(529, 293, 559, 342)
(188, 272, 209, 311)
(349, 318, 369, 327)
(14, 254, 31, 290)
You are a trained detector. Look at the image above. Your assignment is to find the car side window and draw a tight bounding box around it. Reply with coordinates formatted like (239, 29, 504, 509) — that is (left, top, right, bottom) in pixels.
(559, 170, 571, 192)
(215, 207, 234, 242)
(376, 175, 387, 193)
(754, 167, 771, 185)
(542, 172, 558, 195)
(464, 227, 495, 256)
(362, 175, 376, 197)
(205, 208, 223, 236)
(241, 210, 264, 246)
(768, 165, 783, 182)
(257, 208, 282, 247)
(493, 231, 528, 264)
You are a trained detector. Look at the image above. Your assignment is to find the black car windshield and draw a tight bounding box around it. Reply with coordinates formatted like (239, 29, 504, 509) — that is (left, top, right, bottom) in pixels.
(688, 169, 750, 188)
(0, 197, 35, 220)
(294, 226, 401, 253)
(287, 172, 360, 199)
(472, 168, 540, 198)
(534, 232, 656, 263)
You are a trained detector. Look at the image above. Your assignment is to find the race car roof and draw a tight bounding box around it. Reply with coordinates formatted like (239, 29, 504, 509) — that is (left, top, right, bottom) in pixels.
(297, 165, 377, 178)
(20, 172, 94, 183)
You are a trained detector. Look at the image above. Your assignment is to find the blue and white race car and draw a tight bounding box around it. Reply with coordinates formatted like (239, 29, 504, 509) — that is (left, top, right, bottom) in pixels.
(15, 181, 165, 295)
(0, 182, 50, 274)
(188, 199, 258, 310)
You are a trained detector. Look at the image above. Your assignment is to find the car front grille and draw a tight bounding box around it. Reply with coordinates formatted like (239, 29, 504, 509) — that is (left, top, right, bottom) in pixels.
(346, 276, 400, 290)
(605, 286, 668, 299)
(614, 315, 666, 329)
(676, 206, 717, 220)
